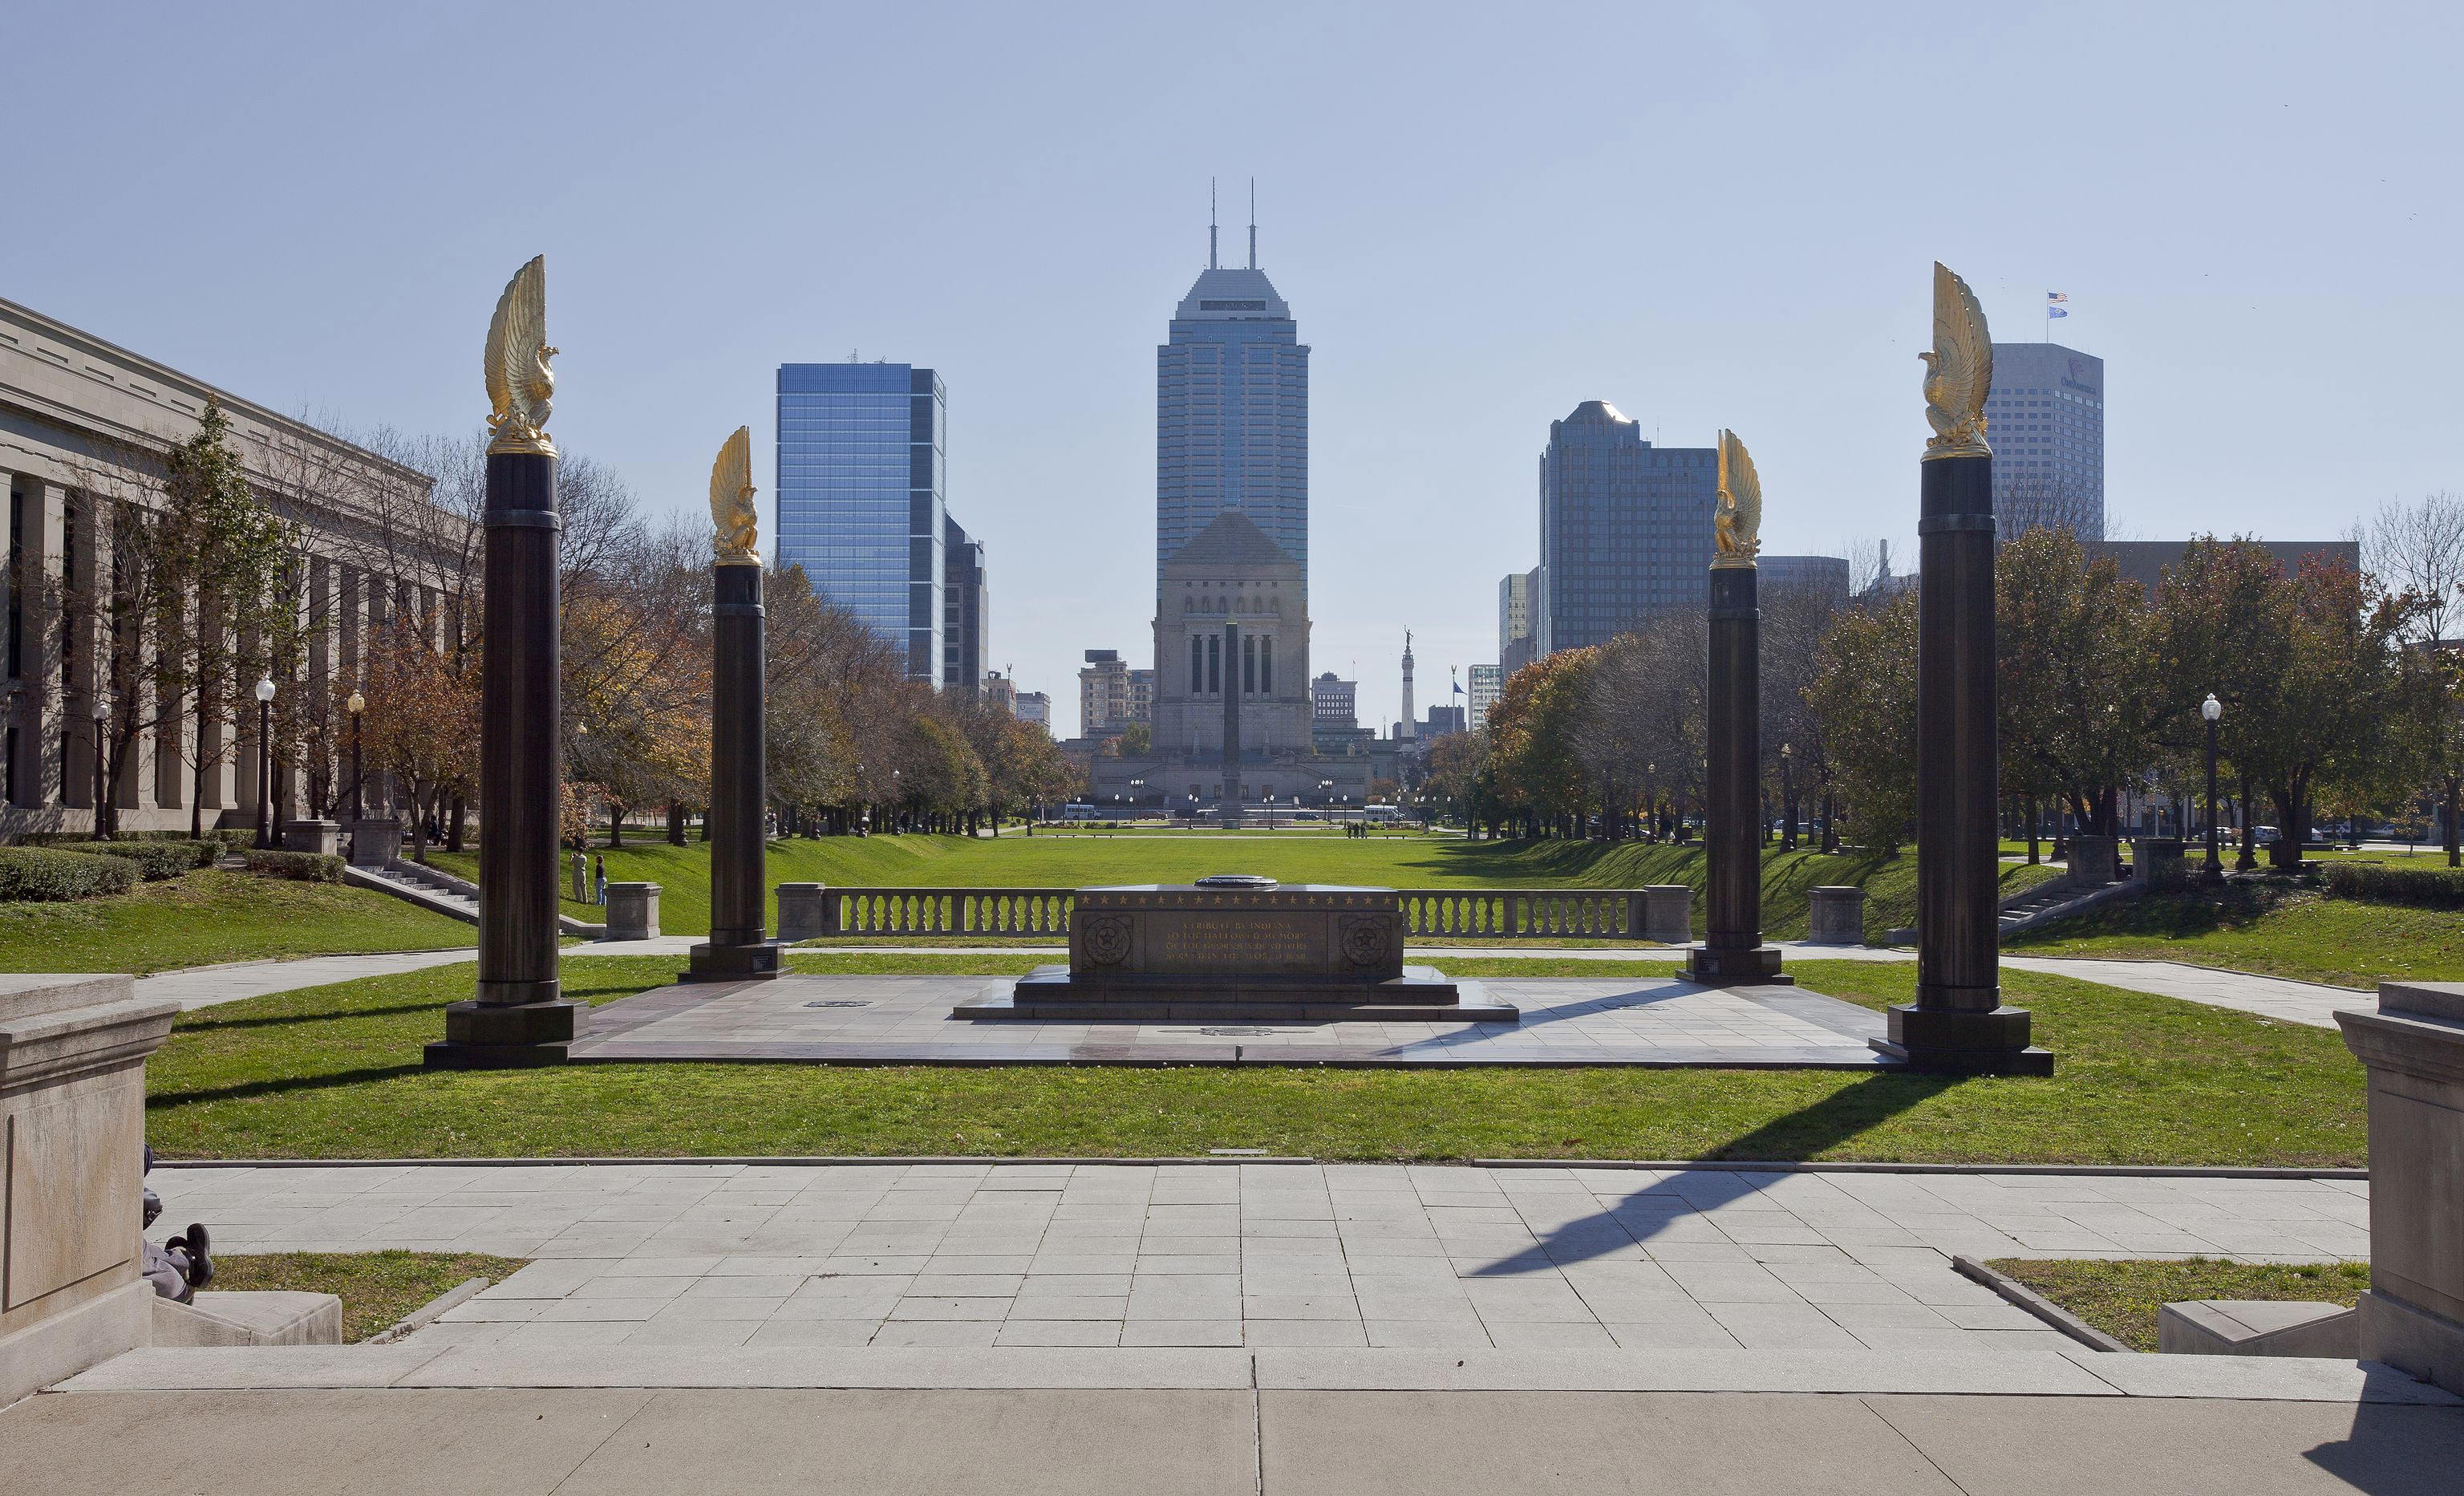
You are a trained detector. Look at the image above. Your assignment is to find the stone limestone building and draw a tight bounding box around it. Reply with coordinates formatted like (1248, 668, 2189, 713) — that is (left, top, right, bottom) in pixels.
(1090, 510, 1393, 812)
(0, 294, 464, 837)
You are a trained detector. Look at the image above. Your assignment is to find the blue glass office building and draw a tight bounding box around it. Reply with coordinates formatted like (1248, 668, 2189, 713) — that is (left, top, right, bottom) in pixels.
(1534, 400, 1717, 655)
(1156, 242, 1309, 587)
(775, 363, 947, 681)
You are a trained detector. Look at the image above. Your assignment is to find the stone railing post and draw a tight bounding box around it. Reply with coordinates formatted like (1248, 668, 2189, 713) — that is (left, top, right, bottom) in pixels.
(1806, 886, 1867, 945)
(776, 883, 828, 943)
(0, 975, 179, 1405)
(602, 882, 660, 941)
(1641, 886, 1693, 945)
(2337, 981, 2464, 1395)
(349, 818, 400, 868)
(282, 819, 340, 857)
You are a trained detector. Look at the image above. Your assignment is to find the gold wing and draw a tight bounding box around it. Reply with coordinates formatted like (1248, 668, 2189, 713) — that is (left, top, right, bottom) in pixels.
(1922, 261, 1992, 460)
(1712, 428, 1762, 566)
(710, 425, 759, 564)
(484, 256, 554, 456)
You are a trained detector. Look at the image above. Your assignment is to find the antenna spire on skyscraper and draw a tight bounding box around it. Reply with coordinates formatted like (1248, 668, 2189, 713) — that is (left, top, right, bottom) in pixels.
(1248, 177, 1257, 270)
(1209, 178, 1218, 270)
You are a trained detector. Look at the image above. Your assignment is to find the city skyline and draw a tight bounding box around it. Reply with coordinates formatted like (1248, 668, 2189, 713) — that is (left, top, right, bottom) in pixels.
(6, 5, 2456, 739)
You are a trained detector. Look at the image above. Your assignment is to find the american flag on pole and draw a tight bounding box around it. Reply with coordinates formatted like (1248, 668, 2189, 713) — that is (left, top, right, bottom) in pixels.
(2046, 290, 2069, 318)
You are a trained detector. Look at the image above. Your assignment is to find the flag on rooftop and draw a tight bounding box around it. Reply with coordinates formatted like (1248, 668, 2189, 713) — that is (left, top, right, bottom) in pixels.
(2047, 291, 2069, 303)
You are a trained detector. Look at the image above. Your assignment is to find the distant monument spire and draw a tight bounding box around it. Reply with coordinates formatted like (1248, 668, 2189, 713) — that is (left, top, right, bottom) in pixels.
(1399, 630, 1416, 741)
(1248, 177, 1257, 270)
(1209, 178, 1218, 270)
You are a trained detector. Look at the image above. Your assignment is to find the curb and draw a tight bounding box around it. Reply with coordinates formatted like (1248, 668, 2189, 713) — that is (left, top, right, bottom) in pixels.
(153, 1154, 1322, 1169)
(1953, 1255, 2134, 1353)
(363, 1277, 490, 1345)
(151, 1155, 2365, 1178)
(1472, 1159, 2368, 1180)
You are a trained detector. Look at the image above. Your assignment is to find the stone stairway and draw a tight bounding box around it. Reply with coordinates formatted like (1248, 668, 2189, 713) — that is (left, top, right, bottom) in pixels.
(1995, 870, 2138, 939)
(343, 859, 604, 937)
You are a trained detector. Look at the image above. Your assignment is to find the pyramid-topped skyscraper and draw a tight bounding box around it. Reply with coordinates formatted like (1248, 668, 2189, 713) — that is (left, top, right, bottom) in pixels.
(1155, 193, 1309, 590)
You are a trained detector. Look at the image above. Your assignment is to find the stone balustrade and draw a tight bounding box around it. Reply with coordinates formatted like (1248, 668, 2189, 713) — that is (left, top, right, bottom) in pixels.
(784, 886, 1675, 943)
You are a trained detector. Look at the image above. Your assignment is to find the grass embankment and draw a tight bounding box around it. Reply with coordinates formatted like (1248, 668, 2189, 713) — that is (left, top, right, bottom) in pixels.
(1987, 1258, 2369, 1352)
(2010, 878, 2464, 989)
(145, 954, 2361, 1167)
(0, 868, 472, 975)
(428, 835, 2063, 942)
(212, 1251, 529, 1342)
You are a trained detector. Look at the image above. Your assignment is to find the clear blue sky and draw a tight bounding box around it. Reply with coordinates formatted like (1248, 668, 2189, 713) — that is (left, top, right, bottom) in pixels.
(6, 2, 2458, 737)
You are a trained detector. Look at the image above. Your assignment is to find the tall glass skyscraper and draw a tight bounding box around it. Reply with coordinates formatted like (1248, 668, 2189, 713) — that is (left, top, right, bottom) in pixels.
(1534, 400, 1716, 655)
(775, 363, 947, 681)
(1986, 343, 2105, 541)
(1156, 219, 1309, 586)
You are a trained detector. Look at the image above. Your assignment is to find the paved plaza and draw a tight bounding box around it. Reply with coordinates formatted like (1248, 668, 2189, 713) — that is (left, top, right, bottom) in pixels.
(571, 973, 1893, 1066)
(145, 1161, 2370, 1355)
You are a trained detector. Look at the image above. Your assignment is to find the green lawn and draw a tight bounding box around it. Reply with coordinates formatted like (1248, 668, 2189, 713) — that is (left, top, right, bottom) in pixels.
(426, 836, 2063, 942)
(211, 1251, 529, 1342)
(2011, 881, 2462, 989)
(0, 868, 472, 975)
(144, 954, 2362, 1167)
(1987, 1258, 2368, 1352)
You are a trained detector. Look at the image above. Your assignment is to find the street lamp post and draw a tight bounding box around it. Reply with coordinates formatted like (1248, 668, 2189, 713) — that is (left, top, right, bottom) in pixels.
(346, 689, 366, 824)
(2202, 692, 2223, 881)
(253, 675, 276, 849)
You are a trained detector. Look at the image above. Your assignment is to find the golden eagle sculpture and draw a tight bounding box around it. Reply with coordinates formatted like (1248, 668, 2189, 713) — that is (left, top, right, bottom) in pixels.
(1919, 261, 1992, 460)
(709, 425, 759, 565)
(483, 256, 557, 456)
(1712, 428, 1761, 567)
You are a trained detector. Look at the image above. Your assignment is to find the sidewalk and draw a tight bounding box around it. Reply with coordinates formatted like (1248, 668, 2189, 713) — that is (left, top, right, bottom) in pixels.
(144, 1161, 2369, 1356)
(14, 1382, 2459, 1494)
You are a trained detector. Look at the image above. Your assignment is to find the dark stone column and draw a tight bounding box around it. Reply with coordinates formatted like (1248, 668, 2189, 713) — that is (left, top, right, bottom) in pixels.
(1220, 622, 1240, 826)
(425, 451, 578, 1068)
(1875, 452, 2052, 1074)
(1686, 566, 1788, 985)
(686, 563, 780, 981)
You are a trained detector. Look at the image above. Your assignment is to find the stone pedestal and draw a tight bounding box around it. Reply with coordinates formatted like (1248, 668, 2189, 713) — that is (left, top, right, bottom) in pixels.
(282, 819, 339, 857)
(961, 882, 1515, 1022)
(687, 562, 782, 983)
(602, 882, 660, 941)
(1807, 886, 1867, 945)
(777, 883, 831, 943)
(349, 818, 399, 868)
(1877, 449, 2049, 1075)
(1640, 886, 1692, 945)
(2336, 981, 2464, 1395)
(428, 448, 578, 1068)
(0, 975, 179, 1406)
(2069, 834, 2122, 886)
(1687, 566, 1789, 987)
(2133, 837, 2186, 887)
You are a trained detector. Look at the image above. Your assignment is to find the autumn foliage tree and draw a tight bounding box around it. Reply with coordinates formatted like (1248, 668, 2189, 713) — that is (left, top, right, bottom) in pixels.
(351, 614, 479, 863)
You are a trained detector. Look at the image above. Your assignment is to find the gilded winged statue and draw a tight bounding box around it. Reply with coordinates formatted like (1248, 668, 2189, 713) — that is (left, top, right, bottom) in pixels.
(1919, 261, 1992, 460)
(710, 425, 759, 565)
(1712, 428, 1761, 567)
(483, 256, 557, 456)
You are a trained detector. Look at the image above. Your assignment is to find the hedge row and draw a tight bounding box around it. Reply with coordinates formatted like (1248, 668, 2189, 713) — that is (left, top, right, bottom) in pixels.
(71, 840, 218, 880)
(243, 849, 343, 883)
(2320, 861, 2464, 910)
(0, 846, 138, 901)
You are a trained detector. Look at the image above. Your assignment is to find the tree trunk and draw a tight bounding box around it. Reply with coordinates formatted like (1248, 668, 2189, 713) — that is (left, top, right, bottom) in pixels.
(668, 802, 687, 846)
(447, 795, 467, 853)
(2269, 784, 2304, 870)
(608, 804, 625, 848)
(2446, 778, 2460, 869)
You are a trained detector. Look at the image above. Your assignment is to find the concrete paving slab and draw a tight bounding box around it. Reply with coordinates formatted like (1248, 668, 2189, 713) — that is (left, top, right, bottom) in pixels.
(1254, 1344, 2119, 1394)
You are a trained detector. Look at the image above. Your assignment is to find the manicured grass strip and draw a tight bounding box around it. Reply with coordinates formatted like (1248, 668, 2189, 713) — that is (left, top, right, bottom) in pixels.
(2012, 880, 2463, 989)
(0, 867, 472, 975)
(144, 958, 2364, 1168)
(209, 1250, 529, 1343)
(1986, 1257, 2368, 1352)
(432, 835, 2062, 939)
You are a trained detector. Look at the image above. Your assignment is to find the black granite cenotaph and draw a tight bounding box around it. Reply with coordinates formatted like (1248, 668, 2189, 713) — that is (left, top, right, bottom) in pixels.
(686, 427, 783, 981)
(1874, 264, 2052, 1075)
(1686, 430, 1789, 986)
(428, 257, 582, 1068)
(954, 877, 1518, 1022)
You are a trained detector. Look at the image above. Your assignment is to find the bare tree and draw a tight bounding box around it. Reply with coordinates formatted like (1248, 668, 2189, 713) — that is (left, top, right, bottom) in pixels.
(2365, 493, 2464, 644)
(1996, 472, 2105, 544)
